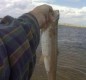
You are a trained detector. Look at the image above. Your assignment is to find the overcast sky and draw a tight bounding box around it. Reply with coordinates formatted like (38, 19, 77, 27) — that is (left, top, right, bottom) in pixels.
(0, 0, 86, 26)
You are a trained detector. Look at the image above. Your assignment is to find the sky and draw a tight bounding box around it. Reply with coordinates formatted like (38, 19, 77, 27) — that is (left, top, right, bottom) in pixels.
(51, 0, 86, 8)
(0, 0, 86, 26)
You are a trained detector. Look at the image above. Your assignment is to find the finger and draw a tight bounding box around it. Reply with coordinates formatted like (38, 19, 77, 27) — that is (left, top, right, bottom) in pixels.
(49, 6, 54, 16)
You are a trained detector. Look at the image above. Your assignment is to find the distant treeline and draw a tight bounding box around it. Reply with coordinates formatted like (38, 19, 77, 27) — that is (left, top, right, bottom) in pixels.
(59, 23, 86, 28)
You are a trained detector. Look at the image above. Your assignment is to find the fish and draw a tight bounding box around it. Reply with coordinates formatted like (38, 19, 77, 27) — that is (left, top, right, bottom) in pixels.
(41, 10, 59, 80)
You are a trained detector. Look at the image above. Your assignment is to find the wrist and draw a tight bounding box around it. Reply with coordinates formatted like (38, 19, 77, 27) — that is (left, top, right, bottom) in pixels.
(29, 10, 44, 29)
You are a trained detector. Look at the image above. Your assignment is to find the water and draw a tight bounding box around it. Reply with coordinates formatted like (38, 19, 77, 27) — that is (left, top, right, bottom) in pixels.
(57, 25, 86, 80)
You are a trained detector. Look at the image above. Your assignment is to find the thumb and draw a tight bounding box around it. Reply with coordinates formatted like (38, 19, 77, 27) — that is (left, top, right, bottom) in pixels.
(49, 13, 55, 22)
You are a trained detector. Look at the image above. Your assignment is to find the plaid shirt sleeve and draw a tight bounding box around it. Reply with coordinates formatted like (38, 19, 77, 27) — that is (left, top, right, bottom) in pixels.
(0, 13, 40, 80)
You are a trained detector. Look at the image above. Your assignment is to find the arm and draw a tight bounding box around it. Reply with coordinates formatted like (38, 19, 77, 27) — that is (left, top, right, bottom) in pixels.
(0, 4, 54, 80)
(0, 39, 10, 80)
(0, 13, 40, 80)
(18, 12, 40, 52)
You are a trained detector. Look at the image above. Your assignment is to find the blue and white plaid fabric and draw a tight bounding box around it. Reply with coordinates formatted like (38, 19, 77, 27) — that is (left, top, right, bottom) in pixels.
(0, 13, 40, 80)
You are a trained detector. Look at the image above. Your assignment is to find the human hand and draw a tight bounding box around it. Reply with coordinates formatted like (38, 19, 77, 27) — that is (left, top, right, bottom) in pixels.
(30, 4, 54, 29)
